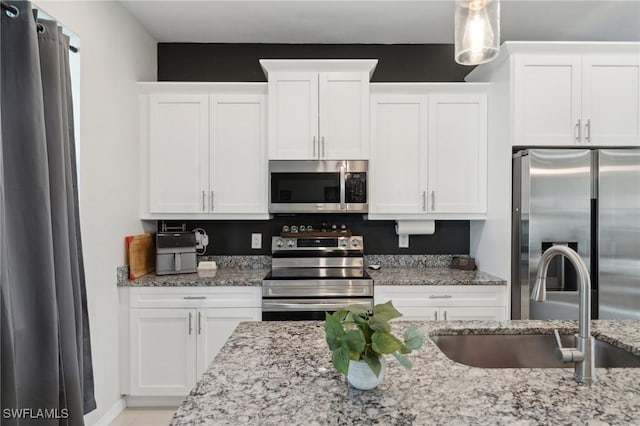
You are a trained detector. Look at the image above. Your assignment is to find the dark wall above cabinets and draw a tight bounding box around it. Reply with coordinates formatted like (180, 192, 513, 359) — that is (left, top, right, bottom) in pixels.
(160, 217, 469, 256)
(157, 43, 473, 82)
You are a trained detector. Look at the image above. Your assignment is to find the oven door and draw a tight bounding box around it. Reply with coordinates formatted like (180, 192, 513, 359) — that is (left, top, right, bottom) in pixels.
(262, 298, 373, 321)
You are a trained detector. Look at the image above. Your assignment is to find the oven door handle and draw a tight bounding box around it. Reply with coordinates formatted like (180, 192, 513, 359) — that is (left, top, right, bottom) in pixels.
(262, 299, 372, 312)
(340, 164, 346, 210)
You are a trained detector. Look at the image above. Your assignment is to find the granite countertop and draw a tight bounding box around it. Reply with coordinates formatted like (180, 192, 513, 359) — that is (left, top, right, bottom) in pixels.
(368, 267, 506, 286)
(171, 320, 640, 425)
(119, 268, 270, 287)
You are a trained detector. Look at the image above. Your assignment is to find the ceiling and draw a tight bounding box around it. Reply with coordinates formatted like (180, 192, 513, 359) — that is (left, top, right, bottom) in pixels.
(120, 0, 640, 44)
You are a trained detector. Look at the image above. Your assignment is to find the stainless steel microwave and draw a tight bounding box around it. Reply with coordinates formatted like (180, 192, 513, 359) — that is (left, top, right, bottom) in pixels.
(269, 160, 368, 213)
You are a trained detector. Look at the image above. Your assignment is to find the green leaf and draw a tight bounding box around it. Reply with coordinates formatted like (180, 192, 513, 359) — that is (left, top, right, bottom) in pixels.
(368, 316, 391, 332)
(392, 352, 413, 370)
(398, 344, 411, 354)
(352, 313, 367, 325)
(373, 301, 403, 322)
(343, 329, 366, 360)
(371, 331, 404, 354)
(344, 304, 369, 316)
(363, 353, 382, 377)
(403, 325, 425, 351)
(332, 308, 347, 321)
(325, 311, 345, 351)
(331, 346, 350, 376)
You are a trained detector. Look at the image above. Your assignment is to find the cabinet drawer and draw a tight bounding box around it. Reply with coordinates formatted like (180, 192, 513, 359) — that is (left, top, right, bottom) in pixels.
(126, 287, 262, 309)
(374, 285, 505, 307)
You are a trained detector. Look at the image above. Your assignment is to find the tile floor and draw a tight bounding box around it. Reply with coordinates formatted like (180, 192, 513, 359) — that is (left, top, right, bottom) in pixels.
(109, 408, 177, 426)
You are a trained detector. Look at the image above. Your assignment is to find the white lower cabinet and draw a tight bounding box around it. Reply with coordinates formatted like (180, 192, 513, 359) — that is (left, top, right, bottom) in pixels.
(374, 285, 506, 321)
(130, 309, 197, 396)
(122, 287, 261, 398)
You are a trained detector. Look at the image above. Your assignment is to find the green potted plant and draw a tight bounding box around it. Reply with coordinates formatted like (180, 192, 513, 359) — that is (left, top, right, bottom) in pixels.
(324, 301, 424, 390)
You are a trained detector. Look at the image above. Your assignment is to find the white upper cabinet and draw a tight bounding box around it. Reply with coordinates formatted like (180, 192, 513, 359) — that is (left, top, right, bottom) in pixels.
(581, 55, 640, 146)
(369, 85, 489, 219)
(267, 73, 319, 159)
(428, 95, 487, 214)
(140, 83, 269, 219)
(149, 95, 209, 214)
(210, 95, 267, 213)
(261, 60, 377, 160)
(370, 95, 427, 214)
(503, 45, 640, 147)
(319, 72, 370, 159)
(513, 56, 582, 146)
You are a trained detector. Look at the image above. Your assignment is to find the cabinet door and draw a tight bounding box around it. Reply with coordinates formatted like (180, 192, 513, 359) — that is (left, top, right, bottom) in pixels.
(130, 309, 197, 396)
(268, 72, 319, 159)
(370, 95, 428, 214)
(427, 95, 487, 213)
(513, 56, 582, 146)
(394, 306, 440, 321)
(149, 95, 209, 213)
(196, 308, 261, 377)
(319, 72, 370, 159)
(440, 306, 505, 321)
(210, 95, 267, 213)
(582, 56, 640, 146)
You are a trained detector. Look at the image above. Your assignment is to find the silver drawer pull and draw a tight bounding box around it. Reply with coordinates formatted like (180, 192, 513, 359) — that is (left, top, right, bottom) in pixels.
(183, 296, 207, 300)
(428, 295, 452, 299)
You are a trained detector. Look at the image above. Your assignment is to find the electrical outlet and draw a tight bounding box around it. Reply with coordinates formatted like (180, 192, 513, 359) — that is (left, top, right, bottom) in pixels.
(398, 234, 409, 248)
(251, 233, 262, 249)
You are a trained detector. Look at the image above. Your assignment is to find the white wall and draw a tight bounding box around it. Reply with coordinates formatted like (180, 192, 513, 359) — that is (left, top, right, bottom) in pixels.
(34, 1, 156, 424)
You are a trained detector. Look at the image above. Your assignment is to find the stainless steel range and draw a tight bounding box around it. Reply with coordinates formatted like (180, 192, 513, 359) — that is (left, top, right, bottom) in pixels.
(262, 228, 373, 321)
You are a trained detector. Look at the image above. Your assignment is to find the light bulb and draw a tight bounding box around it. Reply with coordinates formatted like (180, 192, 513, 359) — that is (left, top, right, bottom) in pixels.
(455, 0, 500, 66)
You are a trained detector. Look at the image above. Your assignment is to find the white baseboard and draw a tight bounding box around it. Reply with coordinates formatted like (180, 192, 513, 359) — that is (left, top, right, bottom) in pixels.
(125, 395, 183, 408)
(86, 397, 126, 426)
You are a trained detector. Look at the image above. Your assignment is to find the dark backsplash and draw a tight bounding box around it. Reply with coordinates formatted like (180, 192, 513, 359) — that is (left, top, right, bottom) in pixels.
(157, 43, 473, 82)
(159, 216, 469, 256)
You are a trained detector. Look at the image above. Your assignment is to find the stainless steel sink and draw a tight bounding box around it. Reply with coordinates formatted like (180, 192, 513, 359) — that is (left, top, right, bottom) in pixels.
(430, 334, 640, 368)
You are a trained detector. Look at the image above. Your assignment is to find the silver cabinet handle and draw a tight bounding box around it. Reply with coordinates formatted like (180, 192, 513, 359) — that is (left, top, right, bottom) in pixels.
(339, 165, 346, 210)
(313, 136, 317, 158)
(188, 312, 192, 335)
(322, 136, 326, 158)
(198, 312, 202, 335)
(434, 311, 438, 321)
(575, 119, 581, 143)
(422, 191, 426, 211)
(210, 190, 214, 211)
(183, 296, 207, 300)
(202, 190, 206, 211)
(431, 191, 435, 211)
(585, 119, 591, 143)
(444, 310, 447, 321)
(429, 294, 453, 299)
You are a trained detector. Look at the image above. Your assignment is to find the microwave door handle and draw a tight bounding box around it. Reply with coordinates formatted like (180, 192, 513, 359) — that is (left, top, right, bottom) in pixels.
(340, 165, 346, 210)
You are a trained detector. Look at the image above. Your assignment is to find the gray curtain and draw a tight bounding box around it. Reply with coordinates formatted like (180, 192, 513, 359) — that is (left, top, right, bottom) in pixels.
(1, 2, 96, 424)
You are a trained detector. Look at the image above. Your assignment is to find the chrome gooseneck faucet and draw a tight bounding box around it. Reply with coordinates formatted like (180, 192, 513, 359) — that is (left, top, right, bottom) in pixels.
(531, 245, 595, 384)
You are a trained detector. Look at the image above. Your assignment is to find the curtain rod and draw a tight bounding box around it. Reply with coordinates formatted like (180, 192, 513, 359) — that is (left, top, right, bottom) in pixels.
(2, 1, 80, 53)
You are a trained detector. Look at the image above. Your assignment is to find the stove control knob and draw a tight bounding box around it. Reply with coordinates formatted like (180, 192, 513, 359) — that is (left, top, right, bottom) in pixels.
(339, 239, 348, 247)
(275, 238, 285, 248)
(287, 239, 296, 248)
(351, 239, 360, 248)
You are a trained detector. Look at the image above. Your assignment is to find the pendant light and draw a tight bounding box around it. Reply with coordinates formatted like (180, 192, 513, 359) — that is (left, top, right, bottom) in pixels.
(454, 0, 500, 66)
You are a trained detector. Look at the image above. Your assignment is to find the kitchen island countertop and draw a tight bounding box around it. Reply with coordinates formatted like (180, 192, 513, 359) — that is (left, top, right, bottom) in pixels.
(171, 319, 640, 425)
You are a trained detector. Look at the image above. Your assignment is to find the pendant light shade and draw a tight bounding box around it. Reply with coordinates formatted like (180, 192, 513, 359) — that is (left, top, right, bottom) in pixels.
(454, 0, 500, 66)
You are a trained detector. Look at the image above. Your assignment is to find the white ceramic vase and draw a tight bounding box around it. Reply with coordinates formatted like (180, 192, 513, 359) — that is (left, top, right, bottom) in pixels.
(346, 358, 385, 390)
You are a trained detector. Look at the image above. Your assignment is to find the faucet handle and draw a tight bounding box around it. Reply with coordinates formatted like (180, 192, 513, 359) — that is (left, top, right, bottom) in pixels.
(553, 330, 585, 363)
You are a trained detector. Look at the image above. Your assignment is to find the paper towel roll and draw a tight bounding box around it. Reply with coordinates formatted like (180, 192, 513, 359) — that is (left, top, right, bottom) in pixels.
(395, 220, 436, 235)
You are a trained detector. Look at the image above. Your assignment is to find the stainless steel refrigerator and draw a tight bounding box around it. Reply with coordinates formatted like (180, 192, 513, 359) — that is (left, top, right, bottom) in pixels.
(512, 149, 640, 320)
